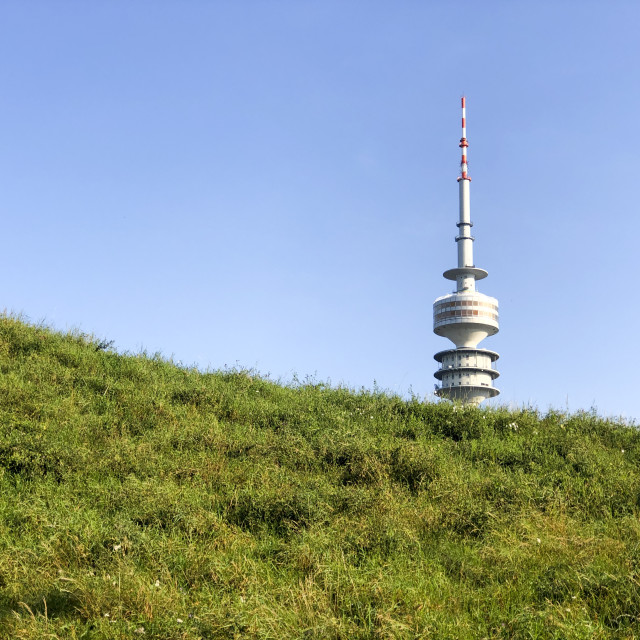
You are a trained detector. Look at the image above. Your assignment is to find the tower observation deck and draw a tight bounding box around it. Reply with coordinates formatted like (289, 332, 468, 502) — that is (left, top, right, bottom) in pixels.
(433, 97, 500, 404)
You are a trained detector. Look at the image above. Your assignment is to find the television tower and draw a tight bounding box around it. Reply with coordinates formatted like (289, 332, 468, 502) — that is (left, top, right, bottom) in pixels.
(433, 97, 500, 404)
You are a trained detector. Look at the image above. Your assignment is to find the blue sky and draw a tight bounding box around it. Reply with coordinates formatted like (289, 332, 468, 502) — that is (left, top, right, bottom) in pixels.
(1, 1, 638, 420)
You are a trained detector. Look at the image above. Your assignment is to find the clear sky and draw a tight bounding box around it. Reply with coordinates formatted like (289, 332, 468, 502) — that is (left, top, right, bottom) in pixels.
(1, 1, 638, 420)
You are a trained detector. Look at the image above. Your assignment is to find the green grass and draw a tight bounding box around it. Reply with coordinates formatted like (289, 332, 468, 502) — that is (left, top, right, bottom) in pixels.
(1, 314, 639, 639)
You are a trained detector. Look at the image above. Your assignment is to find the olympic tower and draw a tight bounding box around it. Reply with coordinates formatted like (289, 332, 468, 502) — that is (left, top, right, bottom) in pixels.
(433, 98, 500, 404)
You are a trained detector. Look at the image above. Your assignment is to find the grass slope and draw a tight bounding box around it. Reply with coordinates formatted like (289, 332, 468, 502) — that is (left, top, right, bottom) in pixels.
(0, 315, 639, 639)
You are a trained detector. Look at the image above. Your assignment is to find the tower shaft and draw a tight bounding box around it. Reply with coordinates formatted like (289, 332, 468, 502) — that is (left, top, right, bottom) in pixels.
(456, 179, 475, 290)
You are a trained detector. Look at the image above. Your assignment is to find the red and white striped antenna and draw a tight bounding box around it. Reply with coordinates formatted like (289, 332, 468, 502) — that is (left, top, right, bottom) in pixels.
(459, 96, 470, 181)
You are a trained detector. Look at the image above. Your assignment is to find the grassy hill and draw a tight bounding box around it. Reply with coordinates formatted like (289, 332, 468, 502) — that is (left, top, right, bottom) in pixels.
(0, 315, 639, 639)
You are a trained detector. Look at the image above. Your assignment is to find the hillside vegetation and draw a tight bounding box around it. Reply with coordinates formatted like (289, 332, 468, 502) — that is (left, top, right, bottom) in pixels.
(0, 315, 639, 639)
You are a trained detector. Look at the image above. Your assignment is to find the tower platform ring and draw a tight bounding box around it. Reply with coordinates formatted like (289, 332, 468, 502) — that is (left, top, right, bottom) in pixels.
(436, 385, 501, 400)
(433, 367, 500, 381)
(443, 267, 488, 281)
(434, 347, 500, 362)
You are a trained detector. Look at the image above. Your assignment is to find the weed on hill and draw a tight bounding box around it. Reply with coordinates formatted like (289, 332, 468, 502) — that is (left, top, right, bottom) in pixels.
(0, 315, 639, 638)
